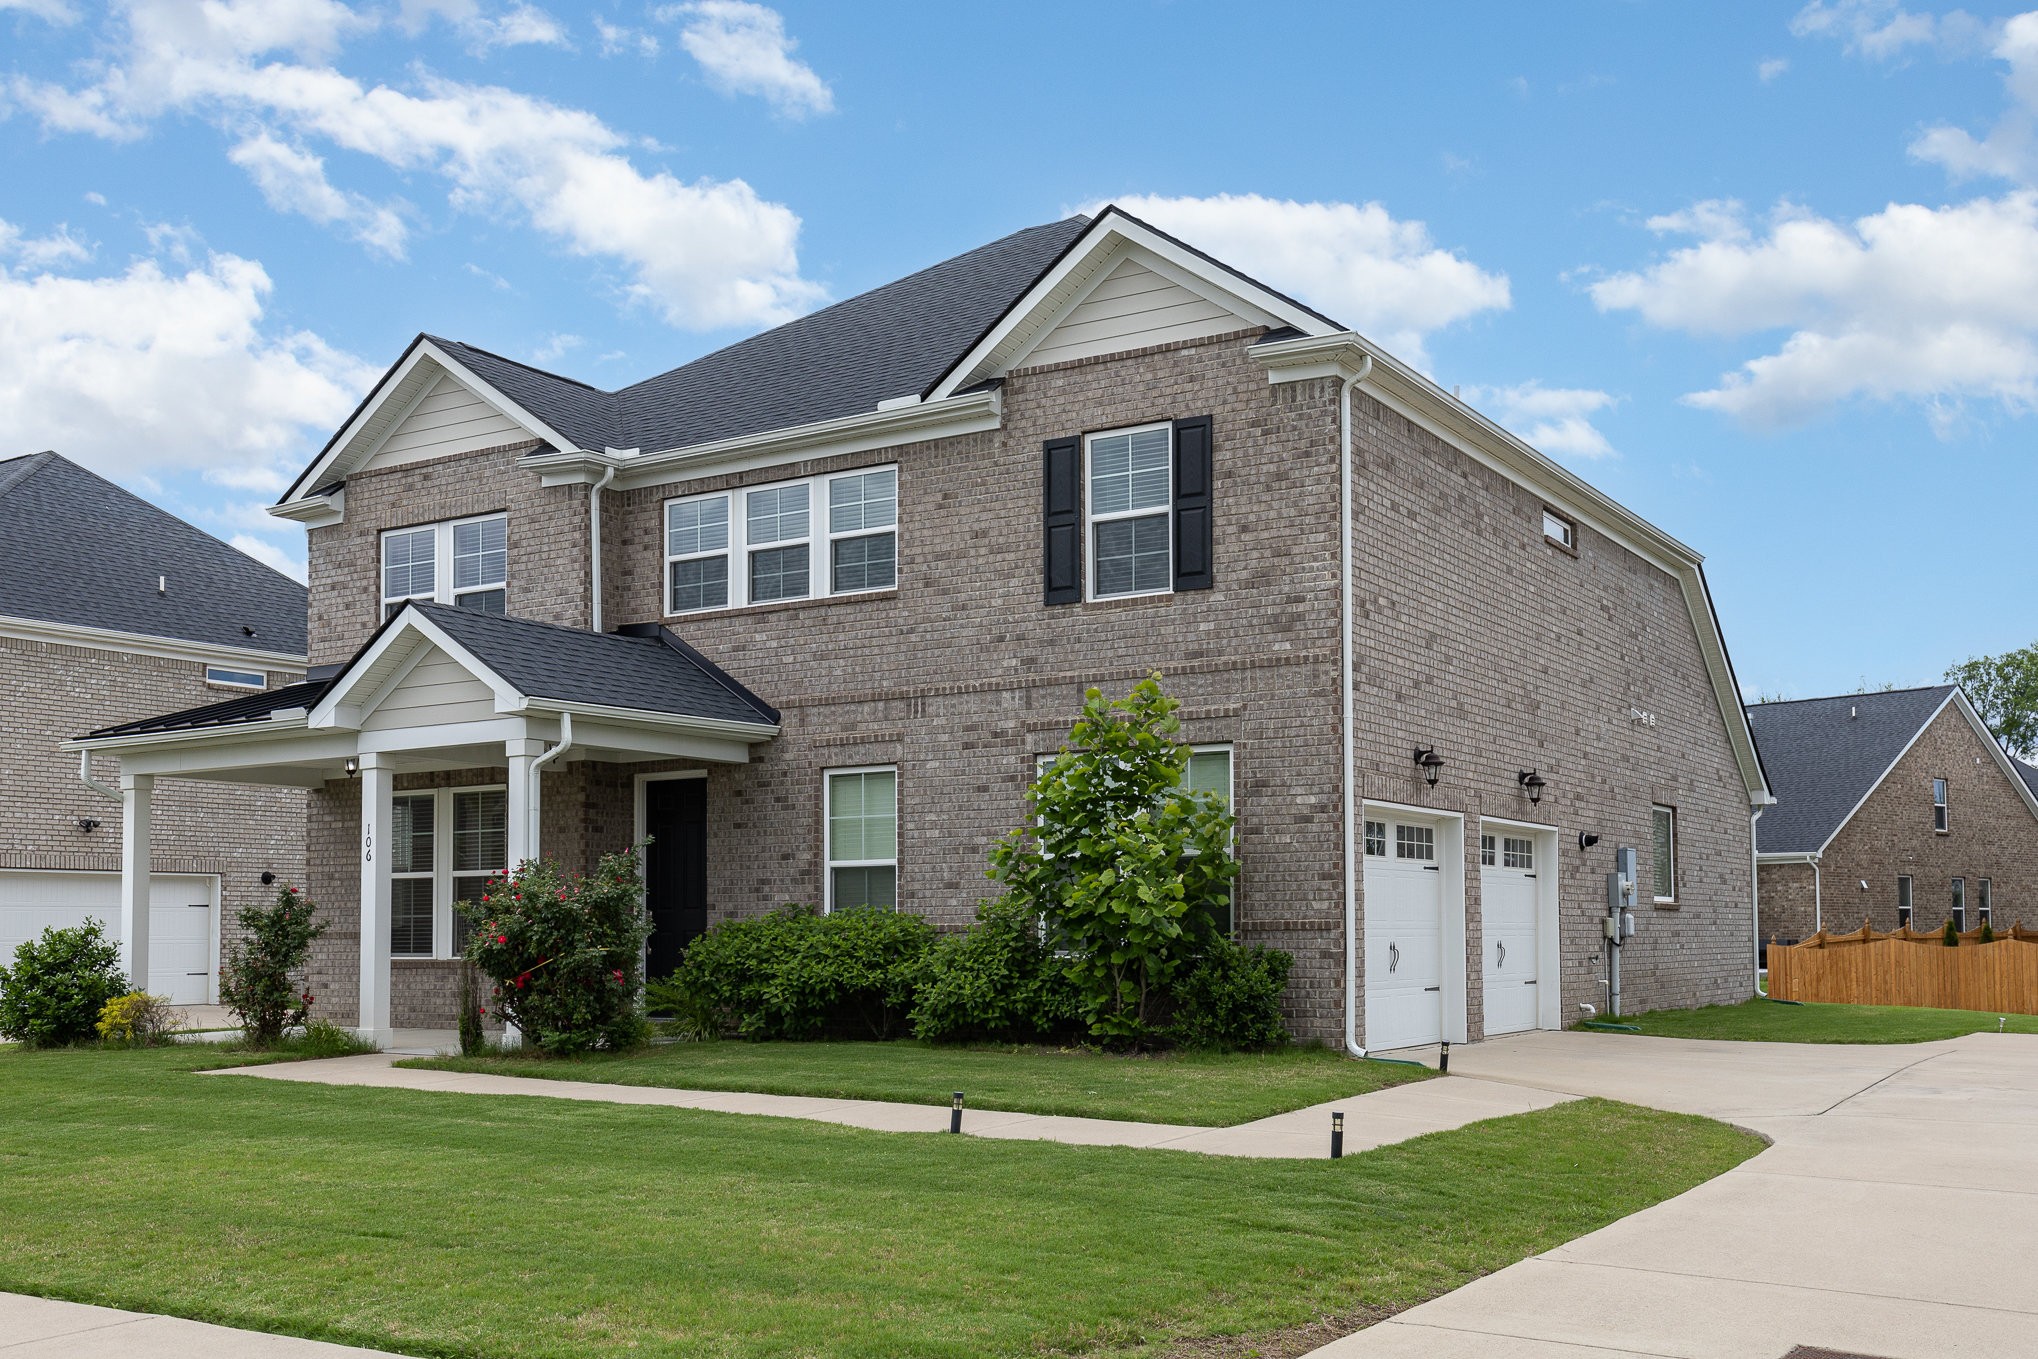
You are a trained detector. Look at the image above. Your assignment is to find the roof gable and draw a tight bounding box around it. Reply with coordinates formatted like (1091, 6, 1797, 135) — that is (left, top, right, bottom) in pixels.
(358, 370, 533, 475)
(1750, 686, 1960, 853)
(0, 451, 307, 657)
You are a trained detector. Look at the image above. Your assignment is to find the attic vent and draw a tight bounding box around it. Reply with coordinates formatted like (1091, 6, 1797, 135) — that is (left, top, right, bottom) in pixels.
(1849, 706, 1857, 719)
(157, 575, 166, 596)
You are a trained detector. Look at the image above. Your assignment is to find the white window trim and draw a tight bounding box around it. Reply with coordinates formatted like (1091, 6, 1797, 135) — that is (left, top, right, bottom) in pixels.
(1542, 507, 1577, 552)
(204, 665, 267, 690)
(1188, 743, 1237, 936)
(388, 784, 508, 960)
(1951, 877, 1967, 932)
(1897, 874, 1914, 928)
(664, 465, 897, 617)
(1979, 878, 1993, 927)
(823, 764, 898, 915)
(1932, 777, 1949, 833)
(1652, 804, 1678, 904)
(1084, 421, 1173, 602)
(380, 512, 508, 618)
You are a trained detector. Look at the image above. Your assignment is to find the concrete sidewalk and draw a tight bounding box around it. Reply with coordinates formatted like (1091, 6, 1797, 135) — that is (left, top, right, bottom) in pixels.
(0, 1292, 405, 1357)
(212, 1051, 1575, 1157)
(1307, 1030, 2038, 1358)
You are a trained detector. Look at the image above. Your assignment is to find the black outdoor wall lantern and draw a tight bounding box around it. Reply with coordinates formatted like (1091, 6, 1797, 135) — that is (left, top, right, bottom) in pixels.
(1413, 746, 1445, 788)
(344, 756, 359, 779)
(1517, 769, 1546, 805)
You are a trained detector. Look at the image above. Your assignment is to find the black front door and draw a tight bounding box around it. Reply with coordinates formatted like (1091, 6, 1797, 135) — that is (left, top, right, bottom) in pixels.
(643, 777, 707, 981)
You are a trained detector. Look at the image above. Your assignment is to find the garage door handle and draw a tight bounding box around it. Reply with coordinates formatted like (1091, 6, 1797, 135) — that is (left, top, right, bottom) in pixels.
(1524, 980, 1536, 985)
(1387, 941, 1399, 974)
(1422, 865, 1440, 871)
(1423, 985, 1441, 992)
(1496, 940, 1506, 969)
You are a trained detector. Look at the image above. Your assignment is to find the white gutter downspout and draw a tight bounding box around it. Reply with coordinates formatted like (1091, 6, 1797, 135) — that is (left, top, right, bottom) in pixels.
(1750, 805, 1763, 994)
(1812, 855, 1823, 935)
(1339, 353, 1374, 1060)
(527, 712, 574, 854)
(78, 750, 120, 802)
(588, 464, 617, 633)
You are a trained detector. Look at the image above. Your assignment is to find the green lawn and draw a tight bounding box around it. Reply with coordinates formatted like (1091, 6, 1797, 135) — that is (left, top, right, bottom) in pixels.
(402, 1040, 1433, 1126)
(0, 1045, 1760, 1359)
(1595, 997, 2038, 1044)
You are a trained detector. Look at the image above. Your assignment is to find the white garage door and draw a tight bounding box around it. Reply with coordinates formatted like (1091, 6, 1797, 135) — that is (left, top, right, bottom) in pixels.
(1364, 814, 1445, 1050)
(0, 871, 216, 1005)
(1480, 830, 1541, 1037)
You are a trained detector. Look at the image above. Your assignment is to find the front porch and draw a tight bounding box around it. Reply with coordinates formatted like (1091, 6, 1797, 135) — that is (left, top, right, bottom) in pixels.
(67, 603, 779, 1044)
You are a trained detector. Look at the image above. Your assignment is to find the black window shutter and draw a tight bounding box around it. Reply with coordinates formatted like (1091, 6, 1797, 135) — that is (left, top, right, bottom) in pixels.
(1042, 436, 1083, 605)
(1172, 415, 1214, 592)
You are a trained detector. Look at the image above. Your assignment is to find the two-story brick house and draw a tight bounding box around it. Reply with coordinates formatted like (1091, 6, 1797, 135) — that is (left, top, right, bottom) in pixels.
(71, 208, 1771, 1046)
(2, 451, 307, 1003)
(1750, 686, 2038, 944)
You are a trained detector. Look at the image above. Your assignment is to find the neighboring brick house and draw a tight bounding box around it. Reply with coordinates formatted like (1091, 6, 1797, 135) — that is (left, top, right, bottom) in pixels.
(1749, 686, 2038, 945)
(1, 451, 308, 1003)
(71, 208, 1772, 1046)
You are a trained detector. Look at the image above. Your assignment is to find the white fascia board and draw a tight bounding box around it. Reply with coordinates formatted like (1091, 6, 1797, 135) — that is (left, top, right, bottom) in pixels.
(535, 388, 1002, 494)
(1757, 852, 1821, 865)
(2, 614, 306, 671)
(1812, 689, 1960, 856)
(309, 609, 524, 729)
(267, 487, 344, 528)
(928, 210, 1337, 401)
(1952, 689, 2038, 823)
(520, 698, 778, 743)
(273, 340, 571, 514)
(1256, 331, 1773, 805)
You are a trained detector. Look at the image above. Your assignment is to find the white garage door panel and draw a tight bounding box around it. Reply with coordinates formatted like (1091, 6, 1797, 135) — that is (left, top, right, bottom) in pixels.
(1481, 836, 1542, 1037)
(0, 871, 215, 1005)
(1364, 818, 1446, 1051)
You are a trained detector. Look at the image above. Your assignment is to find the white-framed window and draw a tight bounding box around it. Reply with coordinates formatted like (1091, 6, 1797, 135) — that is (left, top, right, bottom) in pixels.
(1503, 836, 1534, 870)
(666, 466, 896, 616)
(1542, 508, 1577, 552)
(1395, 823, 1435, 861)
(388, 785, 507, 959)
(1952, 877, 1967, 933)
(205, 665, 266, 690)
(381, 513, 507, 619)
(1480, 834, 1496, 866)
(1651, 805, 1677, 903)
(825, 766, 897, 912)
(1932, 778, 1949, 833)
(1979, 878, 1993, 928)
(1897, 875, 1914, 928)
(1185, 744, 1235, 936)
(1364, 820, 1387, 857)
(1086, 423, 1172, 599)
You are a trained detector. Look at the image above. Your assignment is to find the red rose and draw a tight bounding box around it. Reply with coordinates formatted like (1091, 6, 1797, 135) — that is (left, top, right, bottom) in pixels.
(496, 934, 507, 945)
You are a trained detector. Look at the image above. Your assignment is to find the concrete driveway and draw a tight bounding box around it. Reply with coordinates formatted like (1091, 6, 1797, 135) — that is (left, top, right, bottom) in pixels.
(1311, 1029, 2038, 1358)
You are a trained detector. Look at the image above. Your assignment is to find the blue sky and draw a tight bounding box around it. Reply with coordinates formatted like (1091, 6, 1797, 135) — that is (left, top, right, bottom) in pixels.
(1, 1, 2031, 700)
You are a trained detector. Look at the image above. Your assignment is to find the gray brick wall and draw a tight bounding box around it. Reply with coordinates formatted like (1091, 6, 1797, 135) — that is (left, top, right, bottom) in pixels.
(0, 635, 307, 997)
(299, 329, 1758, 1038)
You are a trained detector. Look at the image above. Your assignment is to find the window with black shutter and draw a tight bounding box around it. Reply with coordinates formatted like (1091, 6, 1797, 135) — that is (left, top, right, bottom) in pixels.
(1042, 436, 1082, 605)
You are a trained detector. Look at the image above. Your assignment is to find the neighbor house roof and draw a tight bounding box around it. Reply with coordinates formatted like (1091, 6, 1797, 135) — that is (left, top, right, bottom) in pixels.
(0, 451, 307, 657)
(84, 603, 776, 740)
(1749, 686, 1959, 855)
(2018, 758, 2038, 804)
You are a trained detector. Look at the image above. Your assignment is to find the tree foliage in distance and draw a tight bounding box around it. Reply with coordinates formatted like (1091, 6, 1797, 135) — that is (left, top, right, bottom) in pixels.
(1947, 644, 2038, 758)
(989, 674, 1238, 1046)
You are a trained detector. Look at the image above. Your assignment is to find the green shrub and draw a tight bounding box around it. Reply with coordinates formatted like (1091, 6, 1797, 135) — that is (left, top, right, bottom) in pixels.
(465, 848, 652, 1056)
(457, 962, 487, 1057)
(664, 905, 938, 1040)
(1981, 920, 1996, 944)
(1944, 919, 1961, 947)
(911, 897, 1082, 1044)
(297, 1018, 378, 1057)
(0, 919, 126, 1047)
(220, 885, 327, 1046)
(96, 990, 182, 1047)
(1166, 940, 1293, 1051)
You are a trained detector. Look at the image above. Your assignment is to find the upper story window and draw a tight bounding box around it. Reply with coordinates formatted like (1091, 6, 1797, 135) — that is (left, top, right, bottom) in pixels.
(1087, 424, 1172, 598)
(666, 466, 896, 616)
(1542, 508, 1577, 553)
(381, 514, 507, 620)
(205, 666, 266, 690)
(1932, 778, 1949, 832)
(1652, 805, 1678, 903)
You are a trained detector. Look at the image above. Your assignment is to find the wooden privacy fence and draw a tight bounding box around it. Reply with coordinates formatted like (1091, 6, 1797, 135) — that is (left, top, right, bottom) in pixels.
(1768, 920, 2038, 1014)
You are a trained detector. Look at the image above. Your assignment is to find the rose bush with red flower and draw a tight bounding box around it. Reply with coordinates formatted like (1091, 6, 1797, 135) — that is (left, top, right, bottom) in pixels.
(219, 884, 328, 1046)
(461, 846, 650, 1054)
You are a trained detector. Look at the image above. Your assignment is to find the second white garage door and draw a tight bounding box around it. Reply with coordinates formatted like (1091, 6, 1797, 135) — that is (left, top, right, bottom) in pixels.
(1364, 814, 1446, 1051)
(0, 871, 217, 1005)
(1480, 830, 1542, 1036)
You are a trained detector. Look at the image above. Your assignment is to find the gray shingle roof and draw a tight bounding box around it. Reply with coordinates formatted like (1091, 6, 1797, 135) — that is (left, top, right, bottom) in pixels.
(2017, 758, 2038, 804)
(0, 451, 307, 655)
(412, 604, 778, 727)
(86, 679, 333, 739)
(1748, 686, 1957, 854)
(421, 215, 1093, 456)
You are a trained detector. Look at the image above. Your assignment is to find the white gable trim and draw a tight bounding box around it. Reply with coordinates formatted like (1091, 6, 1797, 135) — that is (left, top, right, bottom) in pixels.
(996, 240, 1272, 375)
(927, 209, 1335, 400)
(309, 611, 523, 729)
(1812, 689, 2038, 855)
(272, 339, 567, 517)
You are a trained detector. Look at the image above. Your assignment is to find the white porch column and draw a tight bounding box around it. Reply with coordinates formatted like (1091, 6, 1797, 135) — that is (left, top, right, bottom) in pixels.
(357, 753, 394, 1044)
(118, 773, 153, 990)
(506, 738, 543, 866)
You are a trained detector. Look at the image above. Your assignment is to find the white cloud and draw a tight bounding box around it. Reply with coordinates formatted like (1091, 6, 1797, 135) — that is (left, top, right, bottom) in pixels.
(531, 331, 581, 363)
(1460, 382, 1619, 459)
(0, 219, 92, 269)
(1908, 13, 2038, 184)
(1788, 1, 1991, 60)
(1759, 56, 1791, 81)
(1097, 193, 1511, 369)
(0, 0, 79, 22)
(397, 0, 567, 51)
(1589, 194, 2038, 428)
(229, 531, 306, 582)
(0, 232, 376, 491)
(665, 1, 833, 118)
(595, 17, 658, 57)
(228, 131, 408, 257)
(9, 0, 824, 329)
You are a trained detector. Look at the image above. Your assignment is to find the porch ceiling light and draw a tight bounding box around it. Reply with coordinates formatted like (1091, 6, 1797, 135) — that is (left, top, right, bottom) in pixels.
(1517, 769, 1546, 806)
(1413, 746, 1444, 788)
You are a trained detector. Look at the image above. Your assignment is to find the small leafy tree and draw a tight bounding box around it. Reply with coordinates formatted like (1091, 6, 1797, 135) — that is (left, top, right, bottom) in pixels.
(0, 919, 127, 1047)
(989, 675, 1238, 1045)
(464, 848, 652, 1055)
(220, 885, 327, 1045)
(1947, 645, 2038, 758)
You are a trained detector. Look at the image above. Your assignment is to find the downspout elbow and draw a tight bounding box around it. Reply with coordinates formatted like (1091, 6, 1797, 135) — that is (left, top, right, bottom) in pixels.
(78, 750, 120, 802)
(533, 711, 574, 775)
(1339, 353, 1374, 1060)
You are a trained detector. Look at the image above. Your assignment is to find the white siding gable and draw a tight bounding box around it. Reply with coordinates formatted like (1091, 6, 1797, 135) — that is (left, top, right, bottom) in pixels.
(1019, 255, 1253, 370)
(361, 372, 530, 473)
(359, 644, 502, 731)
